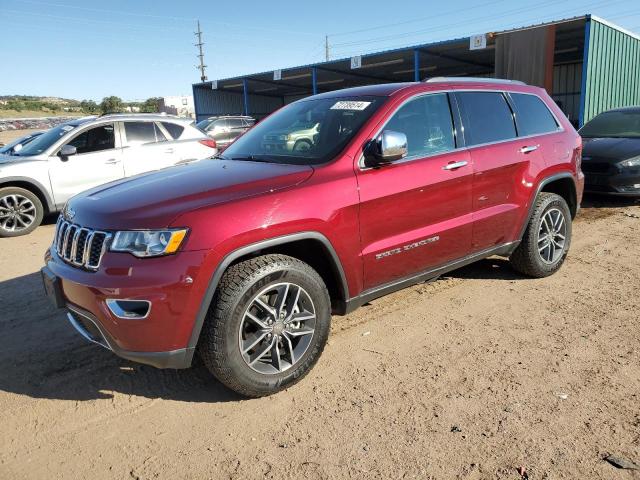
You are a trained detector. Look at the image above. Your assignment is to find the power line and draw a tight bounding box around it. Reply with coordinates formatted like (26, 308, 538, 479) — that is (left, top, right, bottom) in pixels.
(329, 0, 509, 38)
(9, 0, 318, 37)
(195, 21, 207, 83)
(12, 0, 196, 21)
(331, 0, 563, 49)
(330, 0, 627, 56)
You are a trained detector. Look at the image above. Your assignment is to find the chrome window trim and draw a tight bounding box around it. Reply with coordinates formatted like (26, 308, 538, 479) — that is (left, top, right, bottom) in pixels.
(358, 88, 565, 171)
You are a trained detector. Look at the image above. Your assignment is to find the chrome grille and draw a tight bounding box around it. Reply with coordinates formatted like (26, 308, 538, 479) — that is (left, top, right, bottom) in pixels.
(54, 217, 111, 270)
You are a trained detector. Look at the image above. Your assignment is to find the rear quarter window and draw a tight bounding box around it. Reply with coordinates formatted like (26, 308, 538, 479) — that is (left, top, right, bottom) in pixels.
(162, 122, 185, 139)
(510, 93, 559, 136)
(457, 92, 516, 146)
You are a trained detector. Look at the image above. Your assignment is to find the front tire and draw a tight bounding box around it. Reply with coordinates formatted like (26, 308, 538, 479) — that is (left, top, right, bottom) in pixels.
(510, 192, 572, 278)
(198, 254, 331, 397)
(0, 186, 44, 237)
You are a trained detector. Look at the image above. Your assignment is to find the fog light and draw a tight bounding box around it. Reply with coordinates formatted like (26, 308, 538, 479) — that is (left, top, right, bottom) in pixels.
(106, 299, 151, 319)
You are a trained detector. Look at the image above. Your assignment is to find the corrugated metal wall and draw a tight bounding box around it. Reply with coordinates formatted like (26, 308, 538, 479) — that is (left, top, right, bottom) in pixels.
(583, 19, 640, 124)
(552, 63, 582, 127)
(193, 87, 284, 121)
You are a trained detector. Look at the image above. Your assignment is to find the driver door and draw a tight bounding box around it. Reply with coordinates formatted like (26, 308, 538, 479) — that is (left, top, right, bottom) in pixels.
(48, 122, 125, 205)
(356, 93, 473, 290)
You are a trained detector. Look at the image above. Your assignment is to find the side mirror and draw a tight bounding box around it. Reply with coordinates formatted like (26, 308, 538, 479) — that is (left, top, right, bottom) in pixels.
(364, 130, 408, 167)
(59, 145, 77, 162)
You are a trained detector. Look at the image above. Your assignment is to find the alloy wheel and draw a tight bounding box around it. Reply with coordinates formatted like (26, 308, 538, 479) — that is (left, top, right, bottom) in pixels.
(0, 194, 37, 233)
(238, 282, 316, 375)
(537, 207, 567, 264)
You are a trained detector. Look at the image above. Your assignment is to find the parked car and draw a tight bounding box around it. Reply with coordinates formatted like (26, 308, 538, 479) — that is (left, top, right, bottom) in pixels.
(579, 106, 640, 195)
(42, 78, 583, 397)
(0, 114, 217, 237)
(196, 115, 255, 150)
(0, 131, 44, 155)
(262, 119, 319, 152)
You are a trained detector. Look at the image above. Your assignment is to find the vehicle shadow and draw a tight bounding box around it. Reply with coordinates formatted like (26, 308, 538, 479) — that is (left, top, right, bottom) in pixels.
(449, 257, 524, 281)
(0, 271, 241, 403)
(581, 192, 639, 208)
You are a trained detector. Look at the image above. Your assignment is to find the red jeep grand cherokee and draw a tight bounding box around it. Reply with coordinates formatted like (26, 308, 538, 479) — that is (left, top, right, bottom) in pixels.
(42, 78, 584, 397)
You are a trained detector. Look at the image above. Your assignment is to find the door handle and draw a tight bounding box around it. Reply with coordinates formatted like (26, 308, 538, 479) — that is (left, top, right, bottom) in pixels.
(520, 145, 539, 154)
(442, 160, 468, 171)
(104, 158, 121, 165)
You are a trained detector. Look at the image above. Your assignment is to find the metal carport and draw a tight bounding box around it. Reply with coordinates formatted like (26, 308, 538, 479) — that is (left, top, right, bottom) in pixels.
(193, 15, 640, 127)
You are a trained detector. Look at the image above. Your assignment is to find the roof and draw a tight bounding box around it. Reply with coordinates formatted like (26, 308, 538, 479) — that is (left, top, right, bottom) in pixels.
(98, 113, 193, 123)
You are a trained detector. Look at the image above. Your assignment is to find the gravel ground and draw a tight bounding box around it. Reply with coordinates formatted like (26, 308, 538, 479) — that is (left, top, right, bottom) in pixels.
(0, 192, 639, 479)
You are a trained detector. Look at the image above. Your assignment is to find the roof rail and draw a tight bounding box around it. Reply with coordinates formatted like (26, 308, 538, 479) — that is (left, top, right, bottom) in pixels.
(425, 77, 527, 85)
(98, 112, 173, 117)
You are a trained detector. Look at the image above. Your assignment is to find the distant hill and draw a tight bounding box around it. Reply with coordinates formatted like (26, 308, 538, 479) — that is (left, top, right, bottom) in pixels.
(0, 95, 81, 106)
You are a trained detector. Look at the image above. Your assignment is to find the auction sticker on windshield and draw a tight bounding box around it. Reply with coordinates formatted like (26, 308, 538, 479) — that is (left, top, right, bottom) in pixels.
(330, 101, 371, 110)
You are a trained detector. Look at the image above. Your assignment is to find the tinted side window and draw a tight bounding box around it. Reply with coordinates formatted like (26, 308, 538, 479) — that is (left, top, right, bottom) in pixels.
(457, 92, 516, 146)
(207, 119, 227, 131)
(124, 122, 159, 145)
(384, 93, 456, 158)
(153, 123, 167, 142)
(66, 124, 115, 154)
(511, 93, 559, 136)
(228, 119, 245, 129)
(161, 122, 184, 139)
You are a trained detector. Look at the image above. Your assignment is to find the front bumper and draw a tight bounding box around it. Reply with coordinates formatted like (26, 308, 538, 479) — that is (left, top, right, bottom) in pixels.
(65, 304, 193, 368)
(44, 246, 215, 369)
(583, 169, 640, 196)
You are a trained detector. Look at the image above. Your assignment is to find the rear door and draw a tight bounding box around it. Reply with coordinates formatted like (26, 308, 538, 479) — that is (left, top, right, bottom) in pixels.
(455, 91, 543, 251)
(357, 92, 473, 290)
(121, 121, 175, 176)
(48, 122, 124, 203)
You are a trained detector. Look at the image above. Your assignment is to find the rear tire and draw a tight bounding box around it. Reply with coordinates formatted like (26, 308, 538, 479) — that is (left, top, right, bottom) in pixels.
(0, 186, 44, 238)
(510, 192, 572, 278)
(198, 254, 331, 397)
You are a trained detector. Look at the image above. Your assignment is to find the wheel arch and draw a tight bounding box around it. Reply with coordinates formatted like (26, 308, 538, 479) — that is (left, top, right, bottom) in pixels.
(186, 232, 349, 359)
(0, 177, 56, 214)
(518, 172, 577, 242)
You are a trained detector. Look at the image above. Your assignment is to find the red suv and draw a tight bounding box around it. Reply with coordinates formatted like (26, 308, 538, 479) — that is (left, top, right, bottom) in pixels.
(42, 78, 584, 397)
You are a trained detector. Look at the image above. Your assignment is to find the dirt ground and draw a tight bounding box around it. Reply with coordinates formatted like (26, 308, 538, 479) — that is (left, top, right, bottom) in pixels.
(0, 190, 639, 478)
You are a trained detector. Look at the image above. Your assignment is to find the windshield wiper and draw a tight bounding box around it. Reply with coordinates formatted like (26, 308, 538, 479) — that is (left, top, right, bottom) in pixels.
(229, 155, 276, 163)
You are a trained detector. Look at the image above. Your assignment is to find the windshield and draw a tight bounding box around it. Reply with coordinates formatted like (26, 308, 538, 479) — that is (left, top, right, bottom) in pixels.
(14, 123, 81, 156)
(15, 123, 79, 156)
(580, 110, 640, 138)
(196, 119, 212, 130)
(220, 96, 385, 165)
(0, 132, 41, 154)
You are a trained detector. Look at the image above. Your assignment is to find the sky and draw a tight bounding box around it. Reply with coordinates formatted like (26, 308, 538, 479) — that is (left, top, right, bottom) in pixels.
(1, 0, 640, 101)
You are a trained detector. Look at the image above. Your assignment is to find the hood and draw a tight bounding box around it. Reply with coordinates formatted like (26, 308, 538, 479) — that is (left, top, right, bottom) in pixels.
(0, 153, 35, 164)
(67, 159, 314, 229)
(581, 137, 640, 162)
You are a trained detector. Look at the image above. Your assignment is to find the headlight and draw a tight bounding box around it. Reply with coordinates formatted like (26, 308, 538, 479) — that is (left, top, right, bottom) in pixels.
(619, 156, 640, 168)
(278, 134, 288, 141)
(110, 229, 188, 257)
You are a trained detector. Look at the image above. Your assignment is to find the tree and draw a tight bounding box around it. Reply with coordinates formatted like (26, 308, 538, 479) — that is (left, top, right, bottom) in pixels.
(140, 97, 161, 113)
(80, 100, 98, 114)
(99, 96, 124, 114)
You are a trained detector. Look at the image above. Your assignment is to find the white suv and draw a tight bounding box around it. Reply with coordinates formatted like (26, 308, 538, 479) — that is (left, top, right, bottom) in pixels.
(0, 114, 217, 237)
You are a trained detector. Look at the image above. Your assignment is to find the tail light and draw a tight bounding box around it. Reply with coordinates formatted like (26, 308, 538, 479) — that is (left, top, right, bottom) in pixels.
(199, 139, 217, 149)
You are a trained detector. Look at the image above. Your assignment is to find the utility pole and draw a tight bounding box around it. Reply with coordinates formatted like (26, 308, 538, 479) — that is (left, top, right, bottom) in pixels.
(195, 20, 207, 82)
(325, 35, 330, 61)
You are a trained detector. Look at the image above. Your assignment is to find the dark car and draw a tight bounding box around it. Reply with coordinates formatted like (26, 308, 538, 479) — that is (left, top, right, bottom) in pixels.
(43, 78, 583, 397)
(579, 107, 640, 195)
(196, 115, 255, 150)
